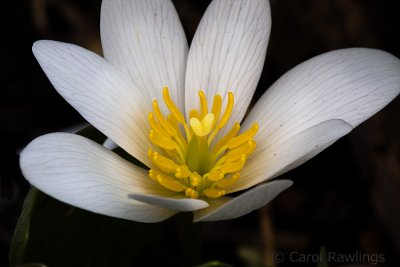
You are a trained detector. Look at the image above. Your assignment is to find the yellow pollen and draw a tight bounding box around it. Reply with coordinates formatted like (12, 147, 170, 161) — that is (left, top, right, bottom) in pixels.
(147, 87, 258, 199)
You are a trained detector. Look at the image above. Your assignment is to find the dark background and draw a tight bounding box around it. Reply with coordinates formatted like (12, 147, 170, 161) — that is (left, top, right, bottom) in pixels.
(1, 0, 400, 266)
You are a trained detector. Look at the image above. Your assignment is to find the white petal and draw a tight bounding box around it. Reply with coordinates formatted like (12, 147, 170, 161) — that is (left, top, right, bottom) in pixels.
(20, 133, 176, 223)
(246, 48, 400, 131)
(232, 120, 353, 192)
(101, 0, 188, 110)
(185, 0, 271, 127)
(238, 48, 400, 190)
(103, 138, 118, 150)
(193, 180, 292, 222)
(128, 194, 208, 212)
(33, 40, 151, 166)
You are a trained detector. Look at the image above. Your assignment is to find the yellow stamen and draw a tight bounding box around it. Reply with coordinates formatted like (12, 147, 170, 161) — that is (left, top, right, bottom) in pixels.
(208, 92, 234, 143)
(149, 113, 170, 137)
(148, 169, 160, 181)
(147, 88, 258, 200)
(215, 173, 240, 188)
(175, 165, 191, 178)
(162, 87, 185, 124)
(220, 154, 246, 174)
(152, 100, 177, 137)
(203, 188, 226, 198)
(211, 95, 223, 127)
(163, 88, 192, 141)
(190, 172, 201, 187)
(149, 149, 179, 173)
(227, 123, 259, 149)
(157, 173, 186, 192)
(148, 130, 175, 150)
(223, 139, 256, 162)
(211, 122, 240, 155)
(207, 169, 225, 182)
(185, 188, 199, 199)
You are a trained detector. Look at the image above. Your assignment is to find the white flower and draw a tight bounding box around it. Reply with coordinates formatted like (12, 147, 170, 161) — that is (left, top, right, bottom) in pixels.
(20, 0, 400, 223)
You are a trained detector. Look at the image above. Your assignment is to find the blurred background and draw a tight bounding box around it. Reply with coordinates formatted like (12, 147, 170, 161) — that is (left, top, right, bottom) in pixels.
(1, 0, 400, 266)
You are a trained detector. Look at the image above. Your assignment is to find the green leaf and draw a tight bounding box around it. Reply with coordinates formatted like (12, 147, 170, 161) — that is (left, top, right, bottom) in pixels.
(13, 263, 47, 267)
(9, 188, 43, 266)
(317, 247, 329, 267)
(194, 261, 233, 267)
(10, 188, 202, 266)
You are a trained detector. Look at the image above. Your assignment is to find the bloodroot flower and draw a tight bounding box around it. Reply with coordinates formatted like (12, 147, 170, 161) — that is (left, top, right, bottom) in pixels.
(20, 0, 400, 222)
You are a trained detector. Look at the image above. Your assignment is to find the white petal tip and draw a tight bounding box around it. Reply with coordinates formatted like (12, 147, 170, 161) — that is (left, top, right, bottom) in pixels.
(32, 40, 51, 55)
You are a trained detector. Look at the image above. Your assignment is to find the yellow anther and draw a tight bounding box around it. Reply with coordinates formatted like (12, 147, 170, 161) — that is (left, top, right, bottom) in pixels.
(215, 92, 234, 130)
(166, 114, 179, 130)
(208, 169, 225, 182)
(163, 87, 185, 124)
(148, 169, 159, 181)
(203, 188, 226, 198)
(211, 122, 240, 151)
(227, 123, 258, 149)
(211, 94, 223, 126)
(166, 114, 188, 152)
(157, 174, 186, 192)
(190, 113, 215, 137)
(152, 100, 177, 137)
(189, 172, 201, 187)
(198, 91, 208, 118)
(220, 154, 246, 174)
(224, 139, 256, 162)
(175, 165, 191, 178)
(185, 188, 199, 199)
(149, 113, 170, 137)
(208, 92, 234, 143)
(150, 150, 179, 173)
(215, 173, 240, 188)
(149, 130, 175, 150)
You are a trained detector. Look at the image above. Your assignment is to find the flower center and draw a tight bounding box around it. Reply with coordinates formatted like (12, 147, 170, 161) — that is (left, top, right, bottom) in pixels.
(147, 87, 258, 199)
